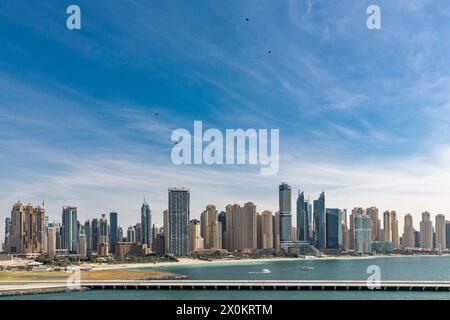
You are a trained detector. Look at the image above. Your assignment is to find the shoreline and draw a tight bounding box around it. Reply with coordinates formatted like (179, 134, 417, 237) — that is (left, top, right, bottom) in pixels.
(86, 254, 450, 270)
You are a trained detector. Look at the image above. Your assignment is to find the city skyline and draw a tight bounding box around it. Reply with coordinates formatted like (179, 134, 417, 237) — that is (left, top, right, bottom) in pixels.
(4, 183, 450, 257)
(2, 184, 450, 245)
(1, 1, 450, 244)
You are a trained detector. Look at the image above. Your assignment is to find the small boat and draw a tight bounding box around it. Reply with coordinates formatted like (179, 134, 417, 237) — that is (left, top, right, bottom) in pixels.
(248, 268, 272, 274)
(300, 266, 315, 270)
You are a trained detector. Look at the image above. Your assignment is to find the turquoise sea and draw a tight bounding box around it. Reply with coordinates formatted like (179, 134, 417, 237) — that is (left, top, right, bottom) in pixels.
(3, 256, 450, 300)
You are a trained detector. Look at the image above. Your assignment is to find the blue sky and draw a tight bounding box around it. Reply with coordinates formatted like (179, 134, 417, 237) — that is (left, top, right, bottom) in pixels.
(1, 0, 450, 238)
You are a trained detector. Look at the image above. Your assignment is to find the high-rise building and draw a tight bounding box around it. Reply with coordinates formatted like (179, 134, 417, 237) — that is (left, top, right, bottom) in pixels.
(223, 202, 257, 252)
(326, 208, 341, 250)
(141, 200, 152, 247)
(134, 223, 142, 245)
(218, 211, 226, 247)
(366, 207, 380, 241)
(307, 201, 313, 241)
(355, 215, 372, 254)
(420, 212, 433, 250)
(84, 220, 91, 254)
(435, 214, 446, 250)
(109, 211, 118, 254)
(224, 204, 239, 251)
(4, 217, 11, 249)
(35, 203, 46, 253)
(313, 191, 326, 250)
(296, 191, 309, 242)
(168, 188, 190, 256)
(391, 211, 399, 249)
(8, 202, 46, 254)
(78, 230, 87, 258)
(127, 226, 136, 243)
(188, 219, 204, 251)
(91, 219, 99, 252)
(446, 221, 450, 249)
(239, 202, 258, 251)
(99, 214, 108, 245)
(279, 183, 292, 242)
(273, 211, 280, 251)
(201, 205, 222, 249)
(383, 211, 392, 242)
(47, 227, 57, 257)
(341, 209, 348, 251)
(257, 210, 273, 249)
(61, 206, 78, 253)
(49, 221, 62, 250)
(402, 214, 415, 249)
(152, 224, 160, 251)
(154, 230, 165, 256)
(291, 227, 298, 241)
(117, 226, 124, 243)
(163, 210, 169, 254)
(349, 208, 363, 251)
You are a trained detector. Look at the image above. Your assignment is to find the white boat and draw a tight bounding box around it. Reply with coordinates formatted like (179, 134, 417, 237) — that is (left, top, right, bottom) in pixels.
(248, 268, 272, 274)
(300, 266, 315, 270)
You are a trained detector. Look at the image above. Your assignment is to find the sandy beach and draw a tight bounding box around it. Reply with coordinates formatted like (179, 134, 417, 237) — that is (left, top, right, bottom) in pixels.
(85, 254, 444, 270)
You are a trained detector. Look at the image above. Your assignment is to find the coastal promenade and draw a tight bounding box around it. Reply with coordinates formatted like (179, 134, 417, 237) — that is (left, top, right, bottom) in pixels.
(3, 280, 450, 295)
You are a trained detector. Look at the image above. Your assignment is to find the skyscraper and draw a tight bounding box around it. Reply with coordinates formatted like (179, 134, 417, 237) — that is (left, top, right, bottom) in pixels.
(224, 204, 239, 251)
(355, 215, 372, 254)
(168, 188, 190, 256)
(341, 209, 348, 251)
(47, 227, 56, 257)
(325, 208, 341, 250)
(296, 191, 309, 242)
(35, 202, 46, 253)
(239, 202, 258, 251)
(446, 221, 450, 250)
(117, 226, 123, 242)
(61, 206, 78, 253)
(258, 210, 273, 249)
(222, 203, 257, 252)
(279, 183, 292, 242)
(188, 219, 204, 251)
(163, 210, 169, 254)
(127, 225, 136, 243)
(4, 217, 11, 249)
(141, 200, 152, 247)
(435, 214, 446, 250)
(366, 207, 380, 241)
(391, 211, 399, 249)
(313, 191, 326, 250)
(134, 223, 142, 245)
(7, 202, 46, 254)
(109, 211, 118, 254)
(383, 211, 392, 242)
(402, 214, 415, 249)
(152, 224, 160, 251)
(420, 212, 433, 250)
(78, 228, 87, 258)
(99, 214, 108, 245)
(201, 205, 222, 249)
(273, 211, 280, 251)
(84, 220, 91, 254)
(218, 211, 226, 247)
(91, 219, 99, 252)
